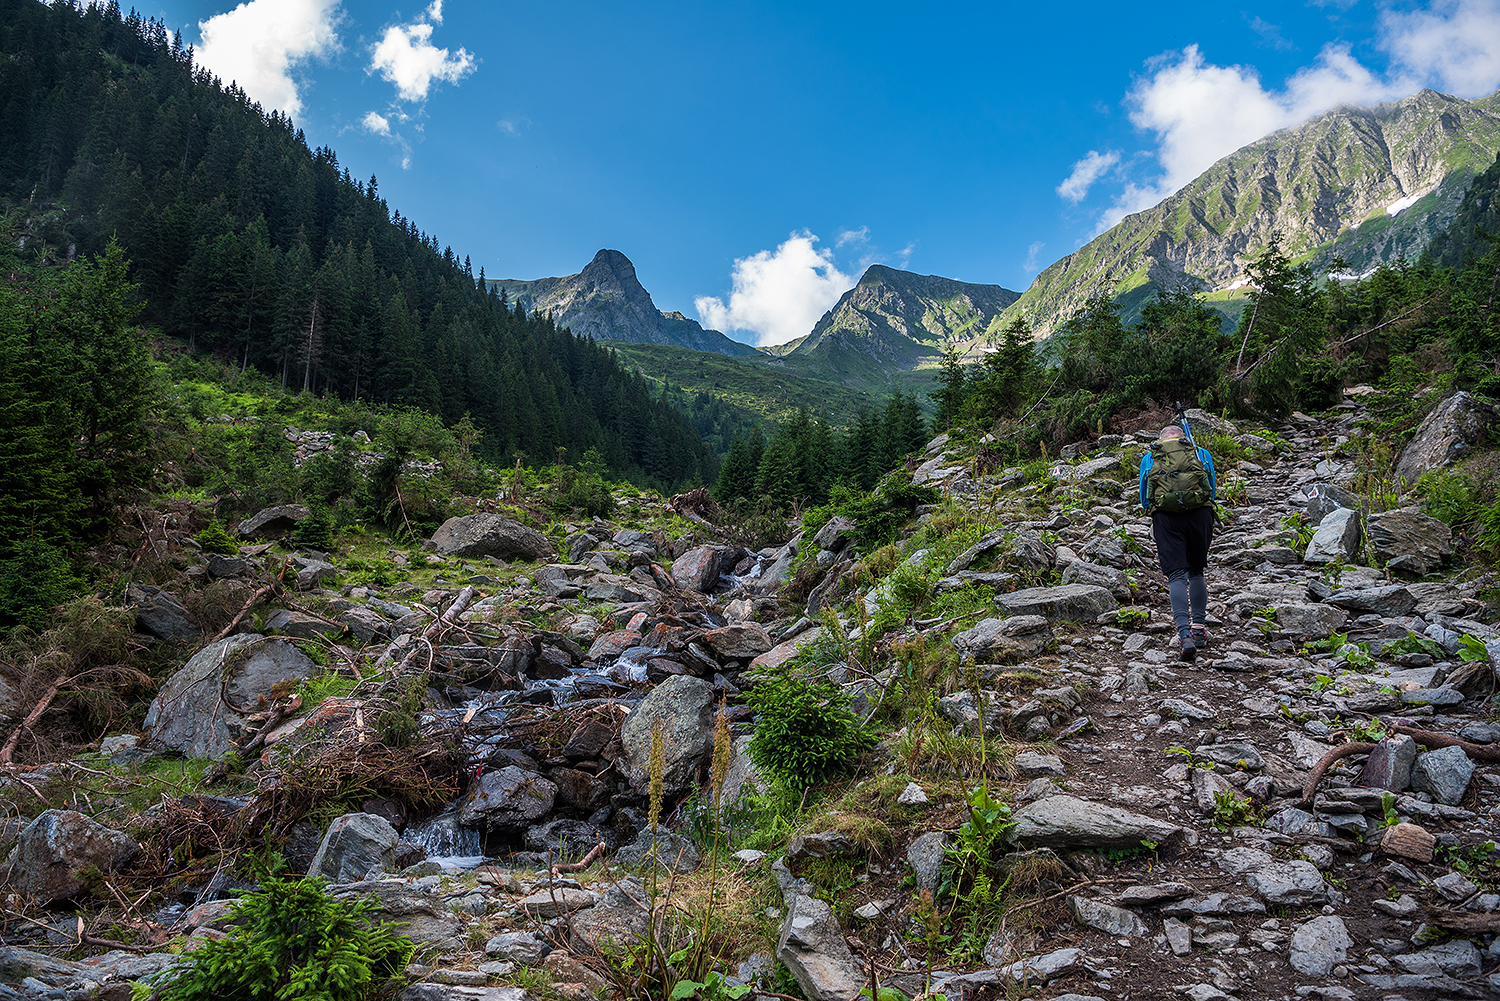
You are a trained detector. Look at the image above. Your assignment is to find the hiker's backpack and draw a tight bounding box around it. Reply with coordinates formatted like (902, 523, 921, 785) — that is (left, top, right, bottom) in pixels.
(1146, 438, 1212, 512)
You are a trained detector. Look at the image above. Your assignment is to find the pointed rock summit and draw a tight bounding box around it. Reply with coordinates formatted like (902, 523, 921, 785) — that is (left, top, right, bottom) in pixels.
(490, 250, 761, 357)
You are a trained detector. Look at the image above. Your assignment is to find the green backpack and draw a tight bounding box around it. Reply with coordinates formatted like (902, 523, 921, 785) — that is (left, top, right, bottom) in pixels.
(1147, 438, 1212, 512)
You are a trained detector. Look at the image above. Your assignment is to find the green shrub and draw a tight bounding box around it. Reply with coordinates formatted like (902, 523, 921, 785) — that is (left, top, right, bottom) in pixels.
(291, 506, 335, 551)
(1416, 470, 1481, 526)
(746, 673, 875, 791)
(135, 874, 413, 1001)
(194, 520, 241, 555)
(0, 538, 87, 633)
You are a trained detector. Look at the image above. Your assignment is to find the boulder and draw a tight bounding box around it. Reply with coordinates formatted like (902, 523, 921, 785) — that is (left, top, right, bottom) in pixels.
(946, 529, 1007, 574)
(777, 892, 865, 1001)
(1068, 895, 1149, 937)
(907, 831, 948, 894)
(485, 931, 550, 964)
(123, 583, 199, 640)
(812, 516, 855, 552)
(995, 584, 1116, 621)
(671, 546, 723, 592)
(429, 514, 555, 562)
(1289, 916, 1352, 976)
(1323, 584, 1416, 617)
(1060, 560, 1130, 599)
(1409, 744, 1474, 805)
(401, 987, 532, 1001)
(570, 878, 655, 954)
(613, 825, 700, 873)
(585, 574, 659, 604)
(1360, 735, 1417, 791)
(327, 879, 464, 950)
(619, 675, 716, 796)
(264, 608, 343, 640)
(1304, 507, 1361, 565)
(702, 623, 773, 660)
(1395, 390, 1500, 483)
(950, 615, 1053, 663)
(236, 503, 309, 539)
(1005, 795, 1180, 850)
(1300, 482, 1365, 523)
(10, 810, 140, 904)
(1367, 510, 1454, 575)
(142, 635, 317, 759)
(459, 766, 558, 831)
(308, 812, 399, 882)
(749, 628, 826, 673)
(1273, 603, 1348, 641)
(1003, 531, 1057, 574)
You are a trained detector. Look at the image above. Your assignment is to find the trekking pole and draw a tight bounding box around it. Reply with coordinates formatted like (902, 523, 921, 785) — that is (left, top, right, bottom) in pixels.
(1174, 400, 1196, 446)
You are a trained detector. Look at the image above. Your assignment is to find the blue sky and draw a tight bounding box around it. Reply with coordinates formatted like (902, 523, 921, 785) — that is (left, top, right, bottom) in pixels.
(153, 0, 1500, 346)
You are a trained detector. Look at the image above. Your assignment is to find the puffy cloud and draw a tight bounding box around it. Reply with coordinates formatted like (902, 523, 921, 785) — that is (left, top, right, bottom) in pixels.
(195, 0, 342, 119)
(1056, 150, 1120, 203)
(695, 232, 855, 347)
(1085, 0, 1500, 232)
(368, 4, 476, 102)
(361, 110, 391, 135)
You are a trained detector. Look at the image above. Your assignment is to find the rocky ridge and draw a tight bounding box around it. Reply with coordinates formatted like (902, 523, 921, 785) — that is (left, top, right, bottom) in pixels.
(1001, 88, 1500, 338)
(1, 397, 1499, 1001)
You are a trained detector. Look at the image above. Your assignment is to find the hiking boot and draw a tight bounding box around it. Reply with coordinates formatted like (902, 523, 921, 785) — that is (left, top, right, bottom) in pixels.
(1175, 634, 1197, 663)
(1190, 624, 1210, 650)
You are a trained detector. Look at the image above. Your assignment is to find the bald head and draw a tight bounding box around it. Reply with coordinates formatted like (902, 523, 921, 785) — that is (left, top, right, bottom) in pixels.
(1159, 426, 1185, 440)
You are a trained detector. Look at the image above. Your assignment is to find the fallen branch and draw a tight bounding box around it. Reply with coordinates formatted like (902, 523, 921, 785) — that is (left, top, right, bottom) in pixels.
(1300, 742, 1375, 803)
(1420, 908, 1500, 933)
(551, 840, 608, 875)
(0, 672, 72, 767)
(1384, 722, 1500, 761)
(209, 583, 276, 644)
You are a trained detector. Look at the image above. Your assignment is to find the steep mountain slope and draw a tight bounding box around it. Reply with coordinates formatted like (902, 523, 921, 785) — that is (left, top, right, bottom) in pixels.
(1004, 88, 1500, 336)
(786, 265, 1020, 379)
(1426, 143, 1500, 268)
(490, 250, 762, 358)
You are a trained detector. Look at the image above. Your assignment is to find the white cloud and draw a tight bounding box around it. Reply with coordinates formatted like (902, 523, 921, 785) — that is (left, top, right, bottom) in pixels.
(1248, 16, 1296, 52)
(361, 110, 391, 136)
(369, 5, 476, 102)
(1024, 241, 1045, 273)
(1086, 0, 1500, 232)
(695, 232, 855, 347)
(195, 0, 342, 119)
(836, 226, 870, 248)
(1056, 150, 1120, 203)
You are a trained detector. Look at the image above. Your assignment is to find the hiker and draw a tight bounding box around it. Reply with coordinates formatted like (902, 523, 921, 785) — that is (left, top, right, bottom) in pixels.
(1138, 423, 1218, 662)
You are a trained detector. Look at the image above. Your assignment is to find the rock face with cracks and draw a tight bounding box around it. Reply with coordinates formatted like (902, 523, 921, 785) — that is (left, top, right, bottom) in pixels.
(619, 674, 716, 796)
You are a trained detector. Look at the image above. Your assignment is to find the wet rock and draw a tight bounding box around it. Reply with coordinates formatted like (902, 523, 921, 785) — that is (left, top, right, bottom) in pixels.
(1005, 795, 1180, 850)
(671, 546, 723, 592)
(10, 810, 140, 904)
(1289, 915, 1351, 976)
(124, 583, 200, 640)
(996, 584, 1116, 621)
(308, 812, 398, 882)
(587, 629, 643, 661)
(619, 675, 715, 796)
(524, 819, 608, 856)
(1367, 510, 1454, 575)
(1395, 390, 1500, 482)
(1409, 744, 1475, 805)
(459, 766, 558, 831)
(429, 514, 555, 562)
(777, 892, 864, 1001)
(236, 503, 309, 539)
(950, 615, 1053, 663)
(143, 635, 317, 759)
(1304, 508, 1360, 565)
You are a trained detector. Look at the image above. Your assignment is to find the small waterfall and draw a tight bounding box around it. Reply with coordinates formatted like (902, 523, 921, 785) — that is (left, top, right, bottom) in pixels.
(407, 809, 483, 867)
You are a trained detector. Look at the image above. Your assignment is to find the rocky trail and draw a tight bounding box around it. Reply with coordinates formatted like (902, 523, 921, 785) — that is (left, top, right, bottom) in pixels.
(1, 395, 1498, 1001)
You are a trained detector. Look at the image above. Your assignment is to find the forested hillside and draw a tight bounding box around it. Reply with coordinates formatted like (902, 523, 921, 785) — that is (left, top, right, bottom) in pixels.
(0, 0, 715, 488)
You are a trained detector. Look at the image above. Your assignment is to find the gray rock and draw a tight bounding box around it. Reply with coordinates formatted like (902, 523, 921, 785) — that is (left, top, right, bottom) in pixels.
(1368, 510, 1454, 575)
(1289, 915, 1352, 976)
(1395, 390, 1500, 483)
(1005, 795, 1180, 850)
(401, 984, 532, 1001)
(671, 546, 723, 592)
(1360, 735, 1417, 791)
(950, 615, 1053, 663)
(1401, 686, 1466, 706)
(1061, 560, 1131, 599)
(812, 516, 855, 552)
(1323, 584, 1416, 617)
(571, 878, 654, 953)
(1301, 482, 1364, 523)
(308, 812, 398, 882)
(517, 887, 595, 918)
(429, 514, 555, 562)
(1163, 916, 1193, 956)
(946, 529, 1008, 574)
(996, 584, 1117, 621)
(1192, 742, 1263, 770)
(1244, 860, 1329, 906)
(907, 831, 949, 894)
(142, 635, 317, 759)
(1067, 895, 1148, 937)
(1431, 871, 1478, 901)
(619, 675, 715, 796)
(236, 503, 309, 539)
(1273, 603, 1348, 641)
(1014, 751, 1065, 777)
(10, 810, 140, 904)
(1395, 939, 1483, 978)
(1410, 744, 1475, 805)
(459, 766, 558, 831)
(1304, 508, 1361, 565)
(897, 782, 928, 805)
(614, 825, 701, 873)
(485, 930, 550, 964)
(123, 583, 200, 640)
(702, 623, 773, 659)
(264, 607, 343, 640)
(777, 892, 865, 1001)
